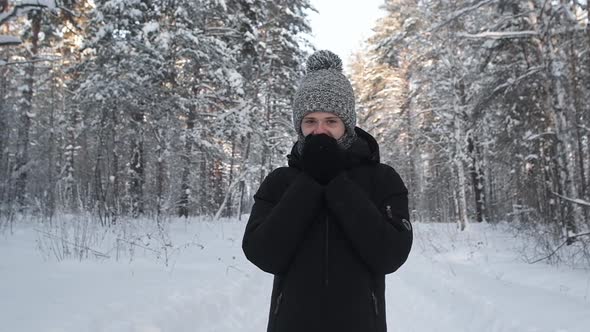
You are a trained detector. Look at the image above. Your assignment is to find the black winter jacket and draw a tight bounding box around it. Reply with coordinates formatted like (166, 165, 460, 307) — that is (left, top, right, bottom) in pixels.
(242, 128, 412, 332)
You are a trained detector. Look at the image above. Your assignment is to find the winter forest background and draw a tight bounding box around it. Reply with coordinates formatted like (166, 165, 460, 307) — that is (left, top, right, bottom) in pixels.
(1, 0, 590, 267)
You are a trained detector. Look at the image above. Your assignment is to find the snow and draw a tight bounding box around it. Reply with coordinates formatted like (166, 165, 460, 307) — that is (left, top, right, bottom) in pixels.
(458, 31, 539, 40)
(21, 0, 57, 9)
(155, 31, 171, 50)
(143, 22, 160, 35)
(552, 192, 590, 207)
(1, 219, 589, 332)
(0, 35, 21, 45)
(0, 0, 57, 23)
(227, 70, 244, 95)
(129, 9, 143, 19)
(215, 0, 227, 11)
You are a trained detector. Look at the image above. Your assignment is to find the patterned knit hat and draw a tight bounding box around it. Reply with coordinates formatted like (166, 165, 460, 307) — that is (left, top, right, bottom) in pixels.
(292, 50, 357, 150)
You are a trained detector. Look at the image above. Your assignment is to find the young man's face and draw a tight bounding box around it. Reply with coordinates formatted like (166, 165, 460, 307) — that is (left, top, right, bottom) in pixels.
(301, 112, 345, 140)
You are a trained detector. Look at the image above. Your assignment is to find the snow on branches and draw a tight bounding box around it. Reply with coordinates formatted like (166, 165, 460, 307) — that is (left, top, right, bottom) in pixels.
(0, 0, 58, 46)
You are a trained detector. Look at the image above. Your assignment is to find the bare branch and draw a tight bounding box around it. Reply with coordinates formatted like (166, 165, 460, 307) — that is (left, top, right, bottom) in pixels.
(0, 35, 21, 46)
(458, 30, 539, 39)
(0, 56, 61, 66)
(35, 228, 110, 259)
(1, 0, 57, 46)
(529, 232, 590, 264)
(529, 240, 568, 264)
(0, 1, 54, 26)
(552, 192, 590, 207)
(458, 26, 586, 41)
(115, 237, 161, 254)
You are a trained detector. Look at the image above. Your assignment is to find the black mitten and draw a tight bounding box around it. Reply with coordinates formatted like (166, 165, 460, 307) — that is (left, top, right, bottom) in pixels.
(301, 134, 344, 185)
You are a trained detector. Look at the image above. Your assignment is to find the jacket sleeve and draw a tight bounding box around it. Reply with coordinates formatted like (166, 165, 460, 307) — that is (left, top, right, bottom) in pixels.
(242, 168, 324, 274)
(325, 165, 413, 275)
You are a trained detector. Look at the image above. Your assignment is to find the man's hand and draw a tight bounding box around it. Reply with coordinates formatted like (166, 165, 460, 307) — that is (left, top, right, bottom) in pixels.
(301, 134, 344, 185)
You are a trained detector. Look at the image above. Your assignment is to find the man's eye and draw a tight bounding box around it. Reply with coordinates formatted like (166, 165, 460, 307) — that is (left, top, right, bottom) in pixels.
(304, 119, 315, 124)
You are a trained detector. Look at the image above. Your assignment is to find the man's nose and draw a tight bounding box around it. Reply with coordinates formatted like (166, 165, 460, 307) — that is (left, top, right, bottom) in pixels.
(313, 122, 328, 134)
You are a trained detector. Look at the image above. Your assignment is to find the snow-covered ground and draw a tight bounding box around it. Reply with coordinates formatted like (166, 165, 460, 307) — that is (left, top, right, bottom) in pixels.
(1, 217, 589, 332)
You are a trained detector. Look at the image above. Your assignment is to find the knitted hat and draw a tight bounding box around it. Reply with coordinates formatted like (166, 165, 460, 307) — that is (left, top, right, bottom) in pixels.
(292, 50, 357, 150)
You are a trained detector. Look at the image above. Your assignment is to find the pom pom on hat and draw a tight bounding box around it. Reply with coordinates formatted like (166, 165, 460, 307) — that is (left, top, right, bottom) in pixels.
(306, 50, 343, 73)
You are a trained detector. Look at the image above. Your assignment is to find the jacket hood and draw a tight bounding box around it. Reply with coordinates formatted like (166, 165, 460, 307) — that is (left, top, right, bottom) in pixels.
(287, 127, 380, 170)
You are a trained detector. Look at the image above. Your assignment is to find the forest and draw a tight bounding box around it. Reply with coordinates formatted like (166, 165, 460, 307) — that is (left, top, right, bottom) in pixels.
(1, 0, 589, 265)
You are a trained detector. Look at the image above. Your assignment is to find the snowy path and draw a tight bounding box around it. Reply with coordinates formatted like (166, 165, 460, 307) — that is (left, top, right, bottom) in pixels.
(388, 224, 590, 332)
(390, 250, 590, 332)
(1, 220, 589, 332)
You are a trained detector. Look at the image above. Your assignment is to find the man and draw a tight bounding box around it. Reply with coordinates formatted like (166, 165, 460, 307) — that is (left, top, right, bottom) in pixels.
(242, 50, 412, 332)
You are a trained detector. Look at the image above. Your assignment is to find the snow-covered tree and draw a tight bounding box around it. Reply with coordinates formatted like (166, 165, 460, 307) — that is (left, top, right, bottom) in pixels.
(356, 0, 589, 259)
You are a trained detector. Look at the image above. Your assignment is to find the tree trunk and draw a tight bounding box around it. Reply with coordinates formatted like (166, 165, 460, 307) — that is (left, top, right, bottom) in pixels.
(259, 61, 274, 184)
(129, 110, 145, 217)
(451, 176, 461, 228)
(64, 103, 79, 212)
(541, 140, 558, 226)
(212, 158, 224, 215)
(546, 39, 579, 236)
(454, 149, 468, 230)
(454, 77, 468, 230)
(129, 137, 144, 216)
(401, 69, 417, 214)
(178, 110, 195, 218)
(0, 45, 10, 208)
(15, 13, 41, 210)
(567, 27, 589, 224)
(225, 136, 236, 217)
(93, 108, 109, 226)
(46, 66, 57, 218)
(110, 106, 120, 223)
(468, 132, 486, 222)
(238, 134, 251, 221)
(586, 0, 590, 202)
(155, 129, 166, 218)
(483, 125, 495, 222)
(198, 157, 208, 216)
(527, 0, 578, 236)
(453, 113, 468, 230)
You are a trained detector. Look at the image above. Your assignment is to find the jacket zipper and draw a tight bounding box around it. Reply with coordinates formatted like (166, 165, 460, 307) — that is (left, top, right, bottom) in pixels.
(273, 292, 283, 315)
(324, 216, 330, 286)
(371, 291, 379, 316)
(386, 205, 393, 219)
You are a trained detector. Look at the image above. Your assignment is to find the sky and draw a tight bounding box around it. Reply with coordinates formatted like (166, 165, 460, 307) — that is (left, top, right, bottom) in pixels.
(307, 0, 387, 70)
